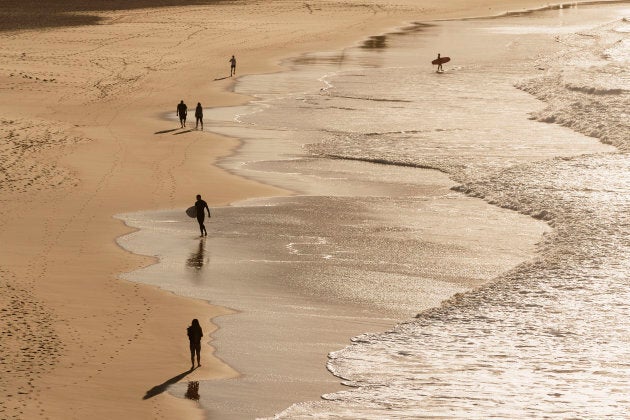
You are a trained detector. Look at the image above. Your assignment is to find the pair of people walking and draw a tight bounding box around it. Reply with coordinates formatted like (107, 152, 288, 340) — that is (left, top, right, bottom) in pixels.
(174, 54, 237, 129)
(176, 101, 204, 130)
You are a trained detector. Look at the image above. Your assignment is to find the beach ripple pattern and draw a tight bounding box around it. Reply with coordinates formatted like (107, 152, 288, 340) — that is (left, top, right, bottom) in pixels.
(0, 270, 62, 418)
(0, 118, 83, 194)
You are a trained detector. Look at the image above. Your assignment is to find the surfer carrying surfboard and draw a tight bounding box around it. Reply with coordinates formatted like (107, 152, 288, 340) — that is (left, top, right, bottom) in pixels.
(194, 194, 211, 237)
(432, 53, 450, 73)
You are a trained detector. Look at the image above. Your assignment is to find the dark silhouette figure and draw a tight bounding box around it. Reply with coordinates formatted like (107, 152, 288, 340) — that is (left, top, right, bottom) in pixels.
(195, 102, 203, 130)
(436, 53, 444, 73)
(176, 100, 188, 128)
(194, 194, 211, 237)
(229, 55, 236, 77)
(187, 319, 203, 369)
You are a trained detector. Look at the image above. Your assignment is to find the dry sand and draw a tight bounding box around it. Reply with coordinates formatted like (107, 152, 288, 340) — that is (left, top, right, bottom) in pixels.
(0, 0, 600, 418)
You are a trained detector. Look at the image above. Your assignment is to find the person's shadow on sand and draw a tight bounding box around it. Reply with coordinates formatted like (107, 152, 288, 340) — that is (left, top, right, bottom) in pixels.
(143, 368, 195, 400)
(154, 128, 179, 134)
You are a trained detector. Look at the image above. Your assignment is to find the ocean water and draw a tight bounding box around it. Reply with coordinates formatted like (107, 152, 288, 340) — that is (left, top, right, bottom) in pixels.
(200, 4, 630, 419)
(245, 6, 628, 419)
(119, 3, 629, 418)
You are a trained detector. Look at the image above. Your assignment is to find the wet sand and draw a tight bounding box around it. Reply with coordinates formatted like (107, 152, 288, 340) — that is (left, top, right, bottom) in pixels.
(118, 178, 551, 418)
(0, 0, 605, 418)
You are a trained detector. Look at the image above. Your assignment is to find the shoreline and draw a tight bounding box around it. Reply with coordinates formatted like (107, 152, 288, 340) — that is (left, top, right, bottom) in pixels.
(0, 1, 616, 419)
(168, 4, 622, 417)
(114, 3, 618, 417)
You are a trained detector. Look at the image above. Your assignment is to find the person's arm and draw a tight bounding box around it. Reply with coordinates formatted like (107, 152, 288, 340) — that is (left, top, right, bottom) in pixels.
(206, 203, 211, 217)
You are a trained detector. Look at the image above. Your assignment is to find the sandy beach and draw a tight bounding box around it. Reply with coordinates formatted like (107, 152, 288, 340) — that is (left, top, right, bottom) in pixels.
(0, 1, 616, 419)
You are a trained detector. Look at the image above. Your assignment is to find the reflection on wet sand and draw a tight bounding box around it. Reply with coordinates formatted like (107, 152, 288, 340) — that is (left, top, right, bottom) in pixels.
(391, 22, 433, 35)
(186, 239, 207, 270)
(292, 52, 348, 66)
(361, 35, 387, 49)
(185, 381, 200, 401)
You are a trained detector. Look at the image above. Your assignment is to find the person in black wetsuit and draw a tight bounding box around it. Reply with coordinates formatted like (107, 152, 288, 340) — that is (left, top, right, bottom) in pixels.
(436, 53, 444, 73)
(229, 55, 236, 77)
(187, 319, 203, 369)
(195, 102, 203, 130)
(194, 194, 211, 237)
(177, 100, 187, 128)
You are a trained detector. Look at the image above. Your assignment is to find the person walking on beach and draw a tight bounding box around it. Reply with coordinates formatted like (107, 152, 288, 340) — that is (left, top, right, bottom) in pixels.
(229, 55, 236, 77)
(177, 100, 188, 128)
(194, 194, 211, 237)
(187, 319, 203, 369)
(195, 102, 203, 130)
(436, 53, 444, 72)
